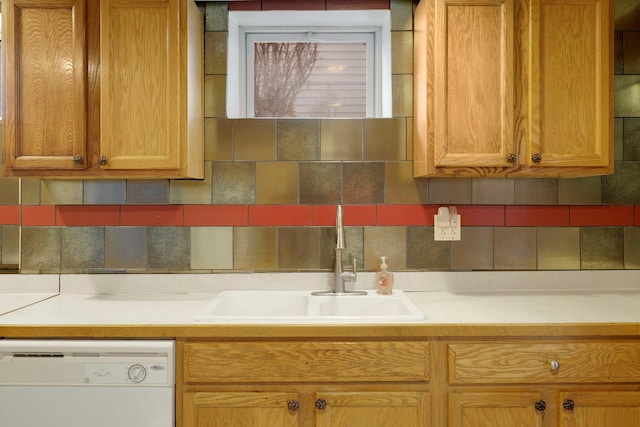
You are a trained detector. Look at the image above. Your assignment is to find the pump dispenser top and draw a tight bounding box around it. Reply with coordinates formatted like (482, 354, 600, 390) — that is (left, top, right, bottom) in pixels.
(375, 256, 394, 295)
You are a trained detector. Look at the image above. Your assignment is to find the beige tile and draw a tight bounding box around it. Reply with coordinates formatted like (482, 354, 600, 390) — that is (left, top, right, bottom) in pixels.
(205, 32, 227, 75)
(514, 178, 558, 205)
(428, 178, 472, 204)
(1, 225, 20, 265)
(0, 178, 20, 204)
(256, 162, 299, 204)
(451, 227, 493, 270)
(191, 227, 233, 270)
(205, 118, 233, 161)
(21, 179, 41, 205)
(234, 227, 277, 270)
(392, 74, 412, 118)
(406, 118, 413, 161)
(494, 227, 537, 270)
(277, 119, 320, 160)
(234, 119, 276, 160)
(363, 226, 406, 271)
(320, 119, 363, 160)
(170, 162, 213, 204)
(557, 176, 602, 205)
(391, 31, 413, 75)
(205, 75, 226, 118)
(391, 0, 413, 31)
(615, 75, 640, 117)
(364, 118, 407, 160)
(385, 161, 428, 204)
(41, 180, 83, 205)
(278, 227, 320, 269)
(472, 178, 515, 205)
(537, 227, 580, 270)
(624, 31, 640, 74)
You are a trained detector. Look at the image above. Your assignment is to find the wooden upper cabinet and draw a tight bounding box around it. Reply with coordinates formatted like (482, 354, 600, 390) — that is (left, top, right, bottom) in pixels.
(414, 0, 614, 178)
(432, 0, 515, 172)
(2, 0, 204, 178)
(2, 0, 87, 171)
(523, 0, 612, 173)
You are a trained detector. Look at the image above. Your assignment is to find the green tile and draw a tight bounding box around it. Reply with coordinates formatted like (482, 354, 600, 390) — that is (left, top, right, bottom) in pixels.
(581, 227, 624, 270)
(148, 227, 190, 270)
(472, 178, 515, 205)
(21, 179, 41, 205)
(557, 176, 602, 205)
(343, 162, 385, 204)
(61, 227, 105, 271)
(363, 226, 406, 271)
(623, 118, 640, 160)
(204, 2, 228, 32)
(602, 162, 640, 204)
(21, 227, 61, 272)
(494, 227, 537, 270)
(406, 226, 451, 270)
(624, 227, 640, 269)
(277, 119, 320, 160)
(1, 225, 20, 265)
(41, 180, 83, 205)
(126, 180, 169, 204)
(299, 162, 341, 204)
(0, 178, 20, 204)
(428, 178, 472, 204)
(615, 31, 624, 75)
(105, 227, 147, 269)
(170, 162, 213, 204)
(615, 75, 640, 117)
(514, 178, 558, 205)
(211, 161, 256, 204)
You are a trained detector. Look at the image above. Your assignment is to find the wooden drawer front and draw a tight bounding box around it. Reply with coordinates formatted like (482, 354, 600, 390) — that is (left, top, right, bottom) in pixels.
(448, 341, 640, 384)
(184, 341, 429, 383)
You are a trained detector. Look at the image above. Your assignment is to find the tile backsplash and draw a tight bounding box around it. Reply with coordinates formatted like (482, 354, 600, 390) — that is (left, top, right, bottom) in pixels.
(1, 0, 640, 274)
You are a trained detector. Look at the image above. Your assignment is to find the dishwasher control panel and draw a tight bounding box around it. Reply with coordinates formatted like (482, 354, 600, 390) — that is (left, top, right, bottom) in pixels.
(85, 361, 169, 385)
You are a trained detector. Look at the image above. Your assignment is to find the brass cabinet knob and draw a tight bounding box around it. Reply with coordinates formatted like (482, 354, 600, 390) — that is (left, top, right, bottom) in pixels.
(315, 398, 327, 410)
(98, 156, 108, 166)
(532, 153, 542, 163)
(73, 155, 84, 165)
(535, 400, 546, 412)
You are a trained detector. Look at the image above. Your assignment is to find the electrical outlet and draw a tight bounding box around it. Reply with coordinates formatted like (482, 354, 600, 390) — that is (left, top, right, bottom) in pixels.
(434, 207, 461, 241)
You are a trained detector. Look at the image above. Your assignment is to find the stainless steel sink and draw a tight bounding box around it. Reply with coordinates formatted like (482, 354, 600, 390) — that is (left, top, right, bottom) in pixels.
(195, 290, 425, 323)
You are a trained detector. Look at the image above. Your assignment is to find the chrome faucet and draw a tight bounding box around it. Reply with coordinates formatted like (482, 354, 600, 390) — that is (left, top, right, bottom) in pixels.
(313, 205, 366, 296)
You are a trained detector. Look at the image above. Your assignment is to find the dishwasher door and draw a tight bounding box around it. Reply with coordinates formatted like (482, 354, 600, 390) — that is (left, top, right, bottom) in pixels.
(0, 340, 175, 427)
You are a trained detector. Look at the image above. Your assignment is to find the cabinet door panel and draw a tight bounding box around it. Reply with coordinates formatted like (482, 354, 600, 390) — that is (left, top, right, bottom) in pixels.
(183, 392, 300, 427)
(528, 0, 611, 167)
(559, 391, 640, 427)
(3, 0, 86, 170)
(433, 0, 514, 168)
(100, 0, 180, 170)
(315, 392, 429, 427)
(449, 392, 544, 427)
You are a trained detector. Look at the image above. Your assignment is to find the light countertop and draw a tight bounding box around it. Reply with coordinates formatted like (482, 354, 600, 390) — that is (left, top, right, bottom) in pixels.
(1, 272, 640, 338)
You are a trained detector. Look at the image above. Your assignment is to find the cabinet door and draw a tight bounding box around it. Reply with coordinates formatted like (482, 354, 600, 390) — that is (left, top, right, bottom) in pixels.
(527, 0, 612, 169)
(99, 0, 180, 171)
(559, 391, 640, 427)
(449, 392, 544, 427)
(2, 0, 87, 171)
(315, 392, 430, 427)
(183, 392, 300, 427)
(432, 0, 515, 169)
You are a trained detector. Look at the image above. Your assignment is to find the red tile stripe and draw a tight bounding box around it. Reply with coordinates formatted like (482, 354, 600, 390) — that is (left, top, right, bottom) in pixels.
(9, 205, 640, 227)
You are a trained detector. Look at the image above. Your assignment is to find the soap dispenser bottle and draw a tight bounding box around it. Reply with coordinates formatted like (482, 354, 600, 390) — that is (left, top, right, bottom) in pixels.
(375, 256, 395, 295)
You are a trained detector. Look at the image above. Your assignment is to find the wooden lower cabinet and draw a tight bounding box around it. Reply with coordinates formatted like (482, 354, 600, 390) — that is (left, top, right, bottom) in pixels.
(183, 390, 430, 427)
(444, 339, 640, 427)
(179, 340, 431, 427)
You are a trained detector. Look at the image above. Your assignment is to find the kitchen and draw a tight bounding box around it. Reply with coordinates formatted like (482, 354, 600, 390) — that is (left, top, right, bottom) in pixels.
(1, 0, 640, 426)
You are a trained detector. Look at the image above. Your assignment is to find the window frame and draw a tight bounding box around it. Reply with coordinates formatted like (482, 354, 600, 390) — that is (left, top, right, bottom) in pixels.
(226, 10, 392, 119)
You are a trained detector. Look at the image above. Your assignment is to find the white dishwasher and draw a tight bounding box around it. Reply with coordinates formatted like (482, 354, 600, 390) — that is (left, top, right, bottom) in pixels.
(0, 339, 175, 427)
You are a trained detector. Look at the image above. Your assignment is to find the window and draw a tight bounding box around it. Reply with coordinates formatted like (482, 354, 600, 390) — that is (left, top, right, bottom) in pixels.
(227, 10, 392, 119)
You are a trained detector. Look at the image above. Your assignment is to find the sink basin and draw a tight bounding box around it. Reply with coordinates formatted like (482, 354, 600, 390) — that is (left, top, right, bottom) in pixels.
(195, 290, 426, 323)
